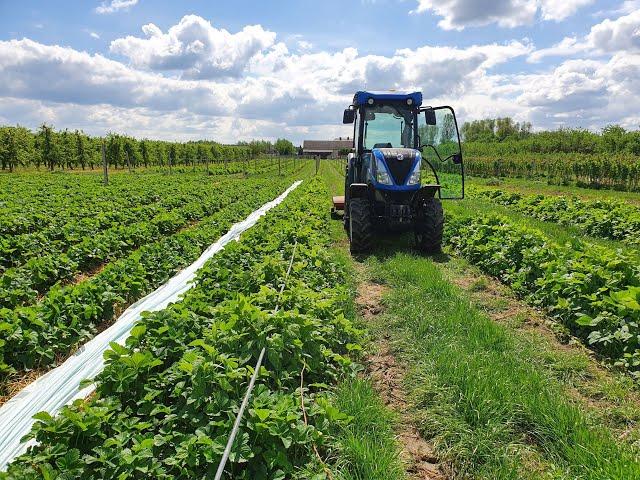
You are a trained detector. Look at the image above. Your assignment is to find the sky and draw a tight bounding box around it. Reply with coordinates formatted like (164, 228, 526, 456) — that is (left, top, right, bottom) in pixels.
(0, 0, 639, 144)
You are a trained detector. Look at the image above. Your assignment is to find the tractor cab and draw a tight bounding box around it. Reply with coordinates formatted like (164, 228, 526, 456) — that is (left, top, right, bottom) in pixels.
(336, 90, 465, 253)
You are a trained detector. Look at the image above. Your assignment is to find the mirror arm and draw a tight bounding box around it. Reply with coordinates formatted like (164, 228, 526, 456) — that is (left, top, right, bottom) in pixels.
(422, 158, 441, 190)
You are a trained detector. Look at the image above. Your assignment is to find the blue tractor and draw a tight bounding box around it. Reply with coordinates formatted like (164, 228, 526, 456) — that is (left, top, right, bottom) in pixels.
(334, 91, 465, 253)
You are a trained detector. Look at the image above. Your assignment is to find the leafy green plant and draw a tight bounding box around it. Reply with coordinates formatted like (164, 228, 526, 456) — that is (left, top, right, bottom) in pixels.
(1, 178, 363, 479)
(446, 213, 640, 376)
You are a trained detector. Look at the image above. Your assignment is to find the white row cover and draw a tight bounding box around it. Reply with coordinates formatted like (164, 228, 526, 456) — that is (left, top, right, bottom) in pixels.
(0, 180, 302, 470)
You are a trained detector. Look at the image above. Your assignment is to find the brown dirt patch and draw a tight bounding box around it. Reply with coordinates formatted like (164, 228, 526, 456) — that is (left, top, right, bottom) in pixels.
(357, 279, 444, 479)
(0, 368, 47, 406)
(0, 300, 129, 407)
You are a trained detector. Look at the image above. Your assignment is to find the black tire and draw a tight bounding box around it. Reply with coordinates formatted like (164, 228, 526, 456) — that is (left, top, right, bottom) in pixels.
(349, 198, 373, 253)
(414, 197, 444, 253)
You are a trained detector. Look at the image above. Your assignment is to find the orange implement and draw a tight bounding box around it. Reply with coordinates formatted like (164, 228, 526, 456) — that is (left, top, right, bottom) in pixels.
(332, 195, 345, 211)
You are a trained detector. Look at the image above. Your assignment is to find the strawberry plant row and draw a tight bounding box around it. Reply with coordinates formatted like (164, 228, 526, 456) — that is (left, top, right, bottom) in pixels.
(446, 214, 640, 376)
(0, 175, 187, 249)
(470, 187, 640, 245)
(0, 180, 264, 310)
(0, 158, 298, 251)
(0, 176, 294, 392)
(1, 177, 362, 479)
(0, 175, 259, 271)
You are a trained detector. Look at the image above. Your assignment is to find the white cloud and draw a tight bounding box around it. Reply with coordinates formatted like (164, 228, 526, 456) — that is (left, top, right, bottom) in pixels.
(515, 53, 640, 128)
(412, 0, 593, 29)
(110, 15, 277, 78)
(587, 9, 640, 52)
(90, 32, 100, 39)
(529, 10, 640, 62)
(95, 0, 138, 14)
(539, 0, 594, 21)
(0, 38, 235, 116)
(2, 14, 639, 143)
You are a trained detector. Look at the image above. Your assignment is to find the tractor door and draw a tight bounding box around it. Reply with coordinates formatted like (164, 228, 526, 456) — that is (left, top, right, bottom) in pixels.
(417, 106, 464, 199)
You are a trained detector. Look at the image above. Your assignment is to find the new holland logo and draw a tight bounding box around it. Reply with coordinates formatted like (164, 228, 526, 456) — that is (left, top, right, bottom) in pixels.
(396, 153, 404, 161)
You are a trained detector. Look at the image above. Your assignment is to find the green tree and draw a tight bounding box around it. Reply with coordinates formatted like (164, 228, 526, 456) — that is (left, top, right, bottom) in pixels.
(74, 130, 88, 170)
(37, 124, 57, 171)
(275, 138, 295, 155)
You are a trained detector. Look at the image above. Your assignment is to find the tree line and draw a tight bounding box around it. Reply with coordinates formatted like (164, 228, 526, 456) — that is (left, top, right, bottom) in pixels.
(0, 124, 296, 172)
(461, 118, 640, 156)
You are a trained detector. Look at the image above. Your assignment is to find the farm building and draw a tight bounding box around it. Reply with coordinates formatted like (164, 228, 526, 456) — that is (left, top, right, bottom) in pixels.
(302, 137, 352, 158)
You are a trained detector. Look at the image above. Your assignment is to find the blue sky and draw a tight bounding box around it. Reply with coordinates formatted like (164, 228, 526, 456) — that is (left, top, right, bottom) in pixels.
(0, 0, 639, 143)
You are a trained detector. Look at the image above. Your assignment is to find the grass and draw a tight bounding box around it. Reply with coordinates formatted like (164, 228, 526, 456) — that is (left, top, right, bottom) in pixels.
(317, 164, 407, 479)
(317, 162, 640, 478)
(363, 247, 640, 479)
(331, 379, 406, 480)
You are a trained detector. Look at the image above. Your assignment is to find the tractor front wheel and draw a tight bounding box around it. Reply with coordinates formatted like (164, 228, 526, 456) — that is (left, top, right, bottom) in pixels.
(414, 197, 444, 253)
(349, 198, 373, 253)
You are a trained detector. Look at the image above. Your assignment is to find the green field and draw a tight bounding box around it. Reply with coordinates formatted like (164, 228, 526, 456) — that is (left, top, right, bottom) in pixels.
(0, 160, 639, 479)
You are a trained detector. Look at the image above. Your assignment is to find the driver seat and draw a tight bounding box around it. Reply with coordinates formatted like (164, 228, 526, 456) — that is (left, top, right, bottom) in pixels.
(373, 142, 392, 149)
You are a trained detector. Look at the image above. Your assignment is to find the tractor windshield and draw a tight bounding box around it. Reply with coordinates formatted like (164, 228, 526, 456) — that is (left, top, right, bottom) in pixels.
(363, 103, 415, 150)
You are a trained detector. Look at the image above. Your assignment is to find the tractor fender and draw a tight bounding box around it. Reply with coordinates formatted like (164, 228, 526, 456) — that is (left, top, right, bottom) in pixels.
(349, 183, 369, 199)
(412, 184, 441, 206)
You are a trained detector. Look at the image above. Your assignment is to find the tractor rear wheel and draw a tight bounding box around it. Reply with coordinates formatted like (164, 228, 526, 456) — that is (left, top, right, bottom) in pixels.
(349, 198, 373, 253)
(414, 197, 444, 253)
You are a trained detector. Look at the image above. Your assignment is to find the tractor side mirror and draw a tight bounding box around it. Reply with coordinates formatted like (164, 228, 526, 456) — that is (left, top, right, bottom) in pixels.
(343, 109, 355, 124)
(451, 153, 462, 165)
(424, 108, 436, 125)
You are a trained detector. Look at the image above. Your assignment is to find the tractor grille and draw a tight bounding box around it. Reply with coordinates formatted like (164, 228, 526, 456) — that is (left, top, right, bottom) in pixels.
(377, 148, 416, 185)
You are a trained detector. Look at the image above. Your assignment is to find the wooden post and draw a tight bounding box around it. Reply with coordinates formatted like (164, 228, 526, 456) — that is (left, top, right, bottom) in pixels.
(168, 151, 172, 175)
(278, 156, 281, 176)
(315, 157, 319, 175)
(205, 157, 209, 175)
(102, 141, 108, 185)
(126, 151, 132, 173)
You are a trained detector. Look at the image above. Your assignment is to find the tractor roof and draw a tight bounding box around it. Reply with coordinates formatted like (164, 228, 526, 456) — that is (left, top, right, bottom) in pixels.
(353, 91, 422, 107)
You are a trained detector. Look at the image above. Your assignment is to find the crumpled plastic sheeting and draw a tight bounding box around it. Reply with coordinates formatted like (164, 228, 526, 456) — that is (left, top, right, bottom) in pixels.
(0, 180, 302, 470)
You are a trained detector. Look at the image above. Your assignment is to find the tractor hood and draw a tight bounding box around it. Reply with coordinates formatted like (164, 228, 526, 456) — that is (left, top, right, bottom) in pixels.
(372, 148, 420, 187)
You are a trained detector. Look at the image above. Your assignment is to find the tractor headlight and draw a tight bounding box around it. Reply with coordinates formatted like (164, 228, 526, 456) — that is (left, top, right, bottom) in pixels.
(407, 161, 421, 185)
(375, 156, 393, 185)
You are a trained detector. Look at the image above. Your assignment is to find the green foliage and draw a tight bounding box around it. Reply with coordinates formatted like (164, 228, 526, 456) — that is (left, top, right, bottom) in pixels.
(0, 173, 300, 390)
(1, 178, 362, 479)
(274, 138, 295, 156)
(459, 119, 640, 191)
(374, 251, 640, 479)
(470, 187, 640, 245)
(446, 214, 640, 377)
(0, 124, 297, 172)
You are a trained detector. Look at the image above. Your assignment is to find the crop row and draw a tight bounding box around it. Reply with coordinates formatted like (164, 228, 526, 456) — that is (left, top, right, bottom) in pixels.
(469, 187, 640, 245)
(463, 153, 640, 192)
(1, 177, 361, 479)
(0, 157, 298, 243)
(0, 178, 265, 310)
(446, 214, 640, 376)
(0, 176, 294, 390)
